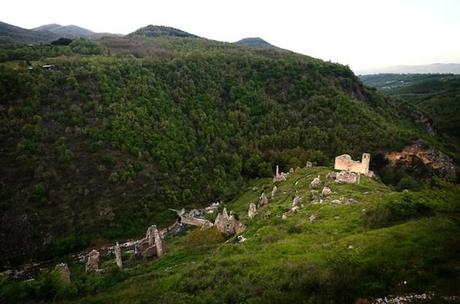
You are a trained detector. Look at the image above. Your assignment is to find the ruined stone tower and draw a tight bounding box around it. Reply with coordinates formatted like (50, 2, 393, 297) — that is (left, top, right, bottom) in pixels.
(361, 153, 370, 174)
(334, 153, 371, 174)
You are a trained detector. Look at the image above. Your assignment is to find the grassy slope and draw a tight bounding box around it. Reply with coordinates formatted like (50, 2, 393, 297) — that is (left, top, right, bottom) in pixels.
(2, 167, 455, 303)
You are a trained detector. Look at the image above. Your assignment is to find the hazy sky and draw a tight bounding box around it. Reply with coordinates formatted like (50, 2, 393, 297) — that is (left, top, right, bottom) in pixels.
(2, 0, 459, 71)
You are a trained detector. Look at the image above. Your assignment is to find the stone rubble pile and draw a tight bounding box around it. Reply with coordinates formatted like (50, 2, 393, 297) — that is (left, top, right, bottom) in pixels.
(258, 192, 269, 207)
(205, 201, 221, 214)
(114, 242, 123, 270)
(335, 170, 360, 184)
(273, 165, 289, 182)
(271, 185, 277, 199)
(248, 202, 257, 219)
(310, 175, 321, 188)
(55, 263, 71, 283)
(214, 208, 246, 236)
(173, 208, 213, 227)
(85, 249, 100, 273)
(321, 186, 332, 196)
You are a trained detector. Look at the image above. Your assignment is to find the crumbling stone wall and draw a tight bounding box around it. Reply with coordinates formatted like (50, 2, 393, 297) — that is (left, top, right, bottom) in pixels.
(334, 153, 370, 174)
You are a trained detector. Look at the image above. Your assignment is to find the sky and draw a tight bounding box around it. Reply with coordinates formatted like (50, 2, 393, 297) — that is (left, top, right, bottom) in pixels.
(2, 0, 460, 72)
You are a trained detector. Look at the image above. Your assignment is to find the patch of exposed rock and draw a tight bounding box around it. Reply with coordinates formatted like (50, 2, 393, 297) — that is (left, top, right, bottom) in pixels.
(385, 140, 458, 178)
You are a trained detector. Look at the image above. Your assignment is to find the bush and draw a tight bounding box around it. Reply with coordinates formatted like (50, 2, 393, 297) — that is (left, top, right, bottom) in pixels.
(184, 227, 225, 249)
(32, 183, 47, 202)
(364, 196, 433, 228)
(397, 176, 422, 191)
(69, 38, 103, 55)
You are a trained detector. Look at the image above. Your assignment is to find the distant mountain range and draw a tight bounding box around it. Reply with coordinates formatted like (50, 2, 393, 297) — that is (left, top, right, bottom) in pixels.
(1, 20, 455, 75)
(32, 24, 95, 38)
(0, 20, 279, 51)
(0, 21, 120, 44)
(0, 21, 57, 43)
(356, 63, 460, 75)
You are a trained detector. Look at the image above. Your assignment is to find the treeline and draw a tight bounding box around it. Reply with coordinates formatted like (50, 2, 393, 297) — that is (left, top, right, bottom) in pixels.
(0, 38, 104, 62)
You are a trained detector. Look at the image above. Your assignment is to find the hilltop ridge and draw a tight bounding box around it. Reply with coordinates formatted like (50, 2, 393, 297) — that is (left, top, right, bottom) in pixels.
(32, 24, 95, 38)
(235, 37, 275, 48)
(128, 25, 198, 38)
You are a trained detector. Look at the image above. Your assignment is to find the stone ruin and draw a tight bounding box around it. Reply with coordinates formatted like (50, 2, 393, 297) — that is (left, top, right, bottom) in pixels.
(335, 170, 360, 184)
(55, 263, 71, 283)
(273, 165, 289, 182)
(214, 208, 245, 236)
(170, 205, 245, 237)
(258, 192, 268, 207)
(114, 242, 123, 270)
(204, 201, 221, 214)
(321, 186, 332, 196)
(282, 195, 303, 219)
(172, 208, 213, 228)
(247, 189, 272, 220)
(152, 225, 165, 257)
(271, 185, 278, 199)
(334, 153, 370, 174)
(248, 202, 257, 219)
(310, 175, 321, 188)
(292, 195, 302, 207)
(132, 224, 166, 260)
(330, 153, 374, 184)
(85, 249, 100, 272)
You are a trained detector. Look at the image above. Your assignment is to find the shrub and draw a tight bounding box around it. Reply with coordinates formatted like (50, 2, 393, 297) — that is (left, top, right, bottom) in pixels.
(396, 176, 422, 191)
(364, 196, 433, 228)
(32, 183, 47, 202)
(184, 227, 225, 249)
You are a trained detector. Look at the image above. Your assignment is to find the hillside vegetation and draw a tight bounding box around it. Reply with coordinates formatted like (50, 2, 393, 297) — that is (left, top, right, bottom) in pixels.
(360, 74, 460, 141)
(1, 167, 459, 303)
(0, 33, 430, 266)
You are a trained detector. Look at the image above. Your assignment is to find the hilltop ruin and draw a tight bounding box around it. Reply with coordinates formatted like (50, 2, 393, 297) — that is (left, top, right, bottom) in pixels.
(334, 153, 370, 174)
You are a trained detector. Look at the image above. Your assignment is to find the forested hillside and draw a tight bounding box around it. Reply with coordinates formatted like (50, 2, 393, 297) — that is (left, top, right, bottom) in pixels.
(0, 32, 439, 267)
(360, 74, 460, 141)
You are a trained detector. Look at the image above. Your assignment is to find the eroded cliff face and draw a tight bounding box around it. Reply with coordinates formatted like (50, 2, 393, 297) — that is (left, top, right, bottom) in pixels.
(385, 140, 457, 178)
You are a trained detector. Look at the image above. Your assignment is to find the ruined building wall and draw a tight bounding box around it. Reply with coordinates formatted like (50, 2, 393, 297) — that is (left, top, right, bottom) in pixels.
(334, 153, 370, 174)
